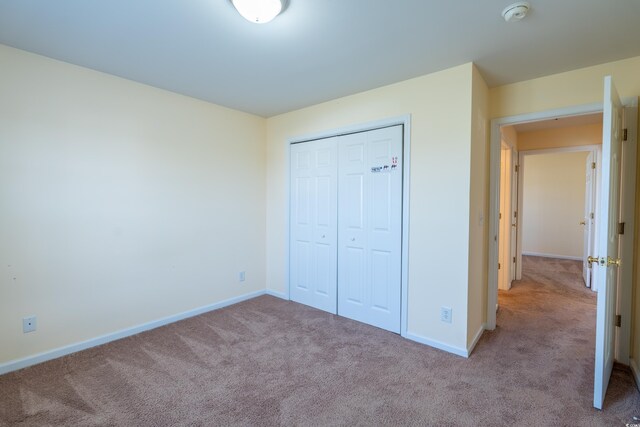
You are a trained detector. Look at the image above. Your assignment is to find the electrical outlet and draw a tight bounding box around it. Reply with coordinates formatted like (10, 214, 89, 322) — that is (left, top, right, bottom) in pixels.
(440, 307, 452, 324)
(23, 316, 37, 333)
(238, 271, 246, 282)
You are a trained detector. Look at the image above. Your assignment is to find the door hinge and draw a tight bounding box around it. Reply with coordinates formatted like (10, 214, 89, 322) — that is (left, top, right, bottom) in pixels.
(514, 211, 518, 219)
(498, 263, 501, 270)
(591, 162, 596, 169)
(623, 128, 628, 141)
(515, 165, 519, 173)
(615, 314, 622, 327)
(499, 212, 502, 219)
(618, 222, 625, 235)
(590, 212, 594, 220)
(513, 256, 516, 263)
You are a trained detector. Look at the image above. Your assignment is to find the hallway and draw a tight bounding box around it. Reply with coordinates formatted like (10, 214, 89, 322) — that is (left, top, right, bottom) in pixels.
(488, 255, 639, 419)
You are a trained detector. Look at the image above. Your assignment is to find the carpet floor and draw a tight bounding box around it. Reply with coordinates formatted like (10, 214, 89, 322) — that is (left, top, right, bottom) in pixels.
(1, 256, 638, 426)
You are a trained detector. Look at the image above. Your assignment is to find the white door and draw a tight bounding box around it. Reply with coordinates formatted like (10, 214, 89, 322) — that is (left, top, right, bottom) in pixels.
(337, 126, 403, 333)
(498, 147, 509, 290)
(289, 137, 338, 314)
(499, 146, 518, 290)
(510, 148, 519, 283)
(593, 76, 623, 410)
(582, 151, 596, 288)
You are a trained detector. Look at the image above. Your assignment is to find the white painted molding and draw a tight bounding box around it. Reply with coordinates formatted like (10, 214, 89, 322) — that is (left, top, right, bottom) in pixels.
(265, 289, 288, 300)
(288, 115, 411, 145)
(521, 252, 582, 261)
(487, 102, 604, 330)
(467, 324, 486, 356)
(630, 358, 640, 392)
(0, 290, 267, 376)
(519, 144, 601, 155)
(616, 101, 638, 365)
(405, 332, 469, 358)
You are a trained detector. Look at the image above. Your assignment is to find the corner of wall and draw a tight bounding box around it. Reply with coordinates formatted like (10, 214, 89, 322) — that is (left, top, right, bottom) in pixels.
(467, 64, 490, 349)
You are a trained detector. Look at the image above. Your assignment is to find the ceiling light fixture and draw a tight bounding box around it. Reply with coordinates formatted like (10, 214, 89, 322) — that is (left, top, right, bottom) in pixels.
(502, 1, 530, 22)
(232, 0, 285, 24)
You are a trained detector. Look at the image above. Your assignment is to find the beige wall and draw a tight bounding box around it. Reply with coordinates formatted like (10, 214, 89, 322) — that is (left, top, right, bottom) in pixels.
(489, 55, 640, 365)
(3, 41, 640, 368)
(501, 126, 519, 149)
(517, 122, 602, 260)
(467, 65, 490, 344)
(521, 151, 589, 259)
(490, 56, 640, 119)
(518, 123, 602, 151)
(0, 45, 267, 365)
(266, 63, 479, 352)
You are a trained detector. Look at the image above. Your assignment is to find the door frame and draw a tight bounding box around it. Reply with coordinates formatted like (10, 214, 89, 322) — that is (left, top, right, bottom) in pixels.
(498, 143, 514, 291)
(488, 102, 602, 329)
(616, 98, 638, 365)
(516, 144, 601, 279)
(487, 100, 638, 364)
(285, 115, 412, 337)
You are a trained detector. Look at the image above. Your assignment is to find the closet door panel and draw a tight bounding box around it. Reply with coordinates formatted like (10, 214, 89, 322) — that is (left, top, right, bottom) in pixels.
(338, 126, 403, 333)
(290, 138, 338, 314)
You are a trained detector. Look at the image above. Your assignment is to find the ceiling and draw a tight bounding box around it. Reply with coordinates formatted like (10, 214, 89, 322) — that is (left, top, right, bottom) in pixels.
(0, 1, 639, 117)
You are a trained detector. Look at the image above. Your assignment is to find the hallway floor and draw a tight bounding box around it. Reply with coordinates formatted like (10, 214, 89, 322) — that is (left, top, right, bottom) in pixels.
(490, 255, 639, 420)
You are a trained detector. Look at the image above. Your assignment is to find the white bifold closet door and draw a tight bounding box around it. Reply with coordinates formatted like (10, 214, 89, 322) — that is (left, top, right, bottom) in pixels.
(289, 125, 403, 333)
(337, 126, 403, 333)
(289, 137, 338, 314)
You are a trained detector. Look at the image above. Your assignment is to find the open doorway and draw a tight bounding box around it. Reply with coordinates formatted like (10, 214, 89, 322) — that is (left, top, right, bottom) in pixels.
(518, 147, 601, 283)
(497, 114, 602, 293)
(488, 87, 638, 409)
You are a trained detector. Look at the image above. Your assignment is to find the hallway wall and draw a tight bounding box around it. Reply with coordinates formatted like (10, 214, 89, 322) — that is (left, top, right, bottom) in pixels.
(521, 151, 589, 259)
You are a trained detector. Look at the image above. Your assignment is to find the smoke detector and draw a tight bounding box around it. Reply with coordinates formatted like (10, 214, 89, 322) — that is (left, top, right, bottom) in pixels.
(502, 2, 530, 22)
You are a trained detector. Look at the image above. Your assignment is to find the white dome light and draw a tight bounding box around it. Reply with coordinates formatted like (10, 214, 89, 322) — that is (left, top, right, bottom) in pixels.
(232, 0, 284, 24)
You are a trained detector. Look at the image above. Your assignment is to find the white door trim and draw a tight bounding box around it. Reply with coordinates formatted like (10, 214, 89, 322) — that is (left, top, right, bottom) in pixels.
(487, 100, 637, 366)
(616, 98, 638, 365)
(488, 102, 602, 330)
(285, 115, 412, 337)
(518, 144, 602, 155)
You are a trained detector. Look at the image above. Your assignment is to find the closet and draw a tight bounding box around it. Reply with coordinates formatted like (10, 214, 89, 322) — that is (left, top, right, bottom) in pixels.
(289, 125, 403, 333)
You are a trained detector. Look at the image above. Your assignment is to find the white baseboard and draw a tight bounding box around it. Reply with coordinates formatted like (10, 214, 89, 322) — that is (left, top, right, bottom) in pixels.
(522, 252, 582, 261)
(0, 289, 267, 376)
(405, 332, 469, 358)
(631, 357, 640, 392)
(467, 324, 485, 356)
(265, 289, 288, 300)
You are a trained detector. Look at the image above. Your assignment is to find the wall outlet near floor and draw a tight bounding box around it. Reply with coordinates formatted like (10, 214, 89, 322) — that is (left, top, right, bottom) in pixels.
(238, 271, 246, 282)
(440, 307, 452, 324)
(23, 316, 37, 333)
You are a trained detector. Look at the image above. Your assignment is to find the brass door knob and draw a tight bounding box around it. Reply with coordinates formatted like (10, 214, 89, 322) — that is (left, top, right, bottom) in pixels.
(607, 257, 621, 267)
(587, 256, 599, 266)
(579, 220, 586, 225)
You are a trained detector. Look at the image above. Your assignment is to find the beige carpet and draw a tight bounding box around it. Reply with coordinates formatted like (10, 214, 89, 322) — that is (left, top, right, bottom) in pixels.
(0, 256, 638, 426)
